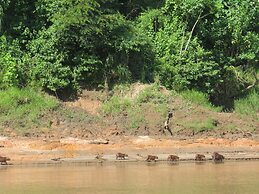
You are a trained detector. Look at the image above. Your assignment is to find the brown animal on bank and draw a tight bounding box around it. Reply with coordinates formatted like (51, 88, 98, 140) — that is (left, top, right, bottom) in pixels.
(51, 157, 61, 162)
(167, 155, 179, 161)
(146, 155, 158, 162)
(212, 152, 224, 162)
(195, 154, 206, 161)
(95, 153, 104, 160)
(116, 153, 128, 160)
(0, 156, 10, 165)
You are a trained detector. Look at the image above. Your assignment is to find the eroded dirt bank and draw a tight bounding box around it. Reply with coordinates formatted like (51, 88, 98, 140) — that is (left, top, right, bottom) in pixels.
(1, 136, 259, 165)
(1, 85, 258, 167)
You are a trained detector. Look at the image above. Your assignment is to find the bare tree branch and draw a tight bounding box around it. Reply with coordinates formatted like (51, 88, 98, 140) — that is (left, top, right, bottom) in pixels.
(184, 11, 210, 52)
(241, 72, 259, 93)
(179, 25, 186, 56)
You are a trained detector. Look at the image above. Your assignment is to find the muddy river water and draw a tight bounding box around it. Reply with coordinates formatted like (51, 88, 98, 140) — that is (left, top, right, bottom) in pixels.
(0, 161, 259, 194)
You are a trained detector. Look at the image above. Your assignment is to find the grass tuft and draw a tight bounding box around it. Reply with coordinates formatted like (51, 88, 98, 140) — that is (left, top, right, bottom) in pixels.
(0, 87, 59, 132)
(183, 118, 217, 132)
(181, 90, 222, 112)
(101, 96, 132, 115)
(234, 91, 259, 120)
(136, 85, 168, 104)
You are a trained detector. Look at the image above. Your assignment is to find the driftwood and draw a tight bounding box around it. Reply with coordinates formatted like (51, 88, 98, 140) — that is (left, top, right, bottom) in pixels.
(60, 138, 109, 145)
(88, 139, 109, 145)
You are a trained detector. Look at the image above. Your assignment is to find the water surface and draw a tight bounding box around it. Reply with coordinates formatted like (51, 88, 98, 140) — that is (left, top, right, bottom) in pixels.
(0, 161, 259, 194)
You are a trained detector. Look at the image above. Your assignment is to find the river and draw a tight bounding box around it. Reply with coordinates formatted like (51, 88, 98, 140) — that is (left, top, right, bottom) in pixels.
(0, 161, 259, 194)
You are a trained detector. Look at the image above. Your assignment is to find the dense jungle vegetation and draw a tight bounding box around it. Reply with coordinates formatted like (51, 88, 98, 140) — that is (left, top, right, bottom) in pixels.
(0, 0, 258, 111)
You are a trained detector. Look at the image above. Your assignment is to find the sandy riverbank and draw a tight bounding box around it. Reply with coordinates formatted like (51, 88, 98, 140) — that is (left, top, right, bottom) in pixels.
(1, 136, 259, 165)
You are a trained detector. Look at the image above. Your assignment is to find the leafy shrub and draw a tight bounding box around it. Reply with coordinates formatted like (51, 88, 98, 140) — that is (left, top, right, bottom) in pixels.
(181, 90, 222, 112)
(234, 91, 259, 119)
(0, 36, 26, 88)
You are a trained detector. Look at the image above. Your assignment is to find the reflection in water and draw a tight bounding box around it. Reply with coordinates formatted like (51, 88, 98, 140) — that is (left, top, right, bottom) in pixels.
(0, 161, 259, 194)
(167, 161, 179, 166)
(194, 161, 206, 165)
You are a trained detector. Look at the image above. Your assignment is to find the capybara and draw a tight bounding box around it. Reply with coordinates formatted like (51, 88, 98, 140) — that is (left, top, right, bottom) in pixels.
(0, 156, 10, 165)
(195, 154, 206, 161)
(212, 152, 224, 162)
(167, 155, 179, 161)
(146, 155, 158, 162)
(116, 153, 128, 160)
(95, 153, 104, 160)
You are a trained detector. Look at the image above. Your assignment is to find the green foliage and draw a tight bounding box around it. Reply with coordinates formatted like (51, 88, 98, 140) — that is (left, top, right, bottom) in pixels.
(0, 0, 10, 31)
(24, 0, 155, 93)
(101, 96, 132, 115)
(137, 2, 222, 93)
(101, 84, 169, 129)
(137, 0, 258, 109)
(0, 87, 59, 131)
(112, 84, 131, 97)
(28, 29, 72, 92)
(197, 0, 259, 107)
(127, 107, 146, 129)
(1, 0, 40, 43)
(0, 0, 258, 111)
(234, 91, 259, 119)
(225, 123, 237, 132)
(181, 90, 222, 112)
(60, 107, 96, 124)
(101, 95, 148, 129)
(183, 118, 217, 132)
(0, 36, 27, 88)
(136, 85, 168, 104)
